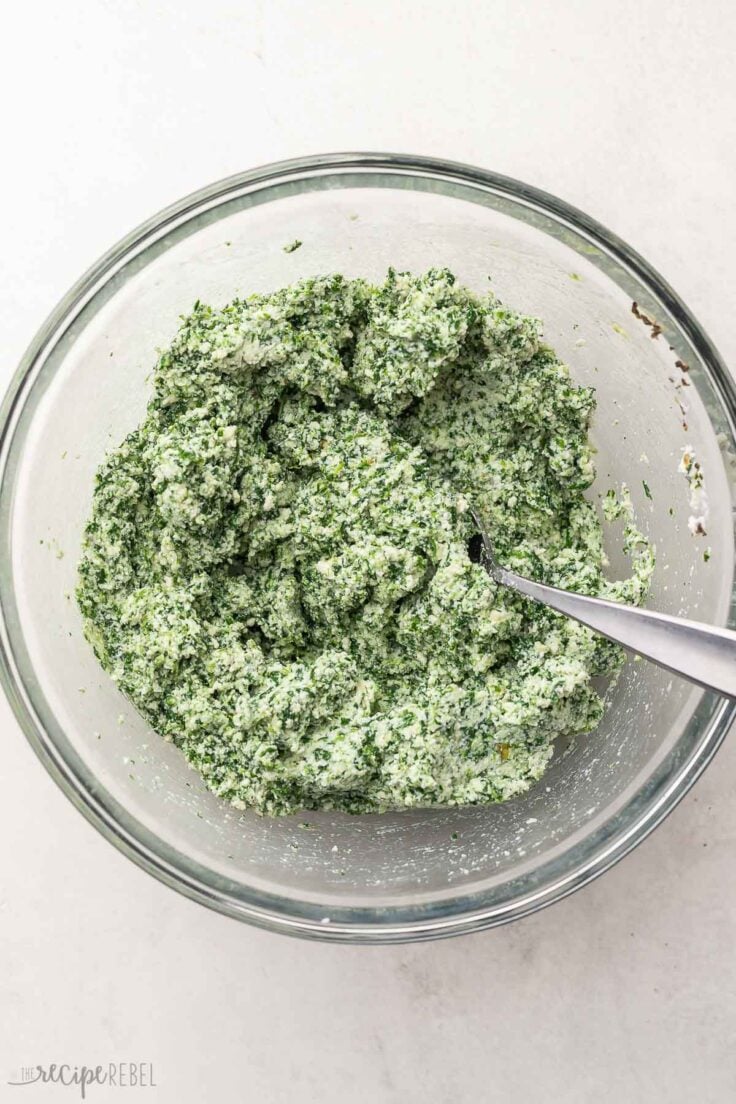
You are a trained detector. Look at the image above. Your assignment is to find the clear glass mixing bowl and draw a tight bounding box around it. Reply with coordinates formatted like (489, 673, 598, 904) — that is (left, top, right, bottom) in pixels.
(2, 153, 735, 942)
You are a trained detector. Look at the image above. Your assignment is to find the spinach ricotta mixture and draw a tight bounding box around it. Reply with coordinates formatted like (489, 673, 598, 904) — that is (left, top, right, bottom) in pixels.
(78, 269, 653, 815)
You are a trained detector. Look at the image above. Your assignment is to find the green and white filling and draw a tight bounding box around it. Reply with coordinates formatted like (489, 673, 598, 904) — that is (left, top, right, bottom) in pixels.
(78, 269, 653, 815)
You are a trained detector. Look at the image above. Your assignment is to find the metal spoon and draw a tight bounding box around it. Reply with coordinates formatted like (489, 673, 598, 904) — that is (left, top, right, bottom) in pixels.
(470, 508, 736, 699)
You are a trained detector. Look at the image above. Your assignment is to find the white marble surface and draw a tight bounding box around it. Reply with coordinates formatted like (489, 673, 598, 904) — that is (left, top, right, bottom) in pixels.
(2, 2, 736, 1101)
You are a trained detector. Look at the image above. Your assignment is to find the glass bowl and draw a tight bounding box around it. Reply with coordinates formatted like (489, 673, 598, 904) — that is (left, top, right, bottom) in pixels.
(2, 153, 735, 943)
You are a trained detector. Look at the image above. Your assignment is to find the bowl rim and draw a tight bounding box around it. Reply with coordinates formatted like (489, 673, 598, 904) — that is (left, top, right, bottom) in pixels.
(1, 150, 735, 943)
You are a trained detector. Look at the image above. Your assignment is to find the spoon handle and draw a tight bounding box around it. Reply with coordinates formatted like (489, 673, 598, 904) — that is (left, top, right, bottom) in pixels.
(499, 567, 736, 699)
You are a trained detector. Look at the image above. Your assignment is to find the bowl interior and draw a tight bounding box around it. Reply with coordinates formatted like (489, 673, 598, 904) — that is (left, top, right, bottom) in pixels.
(4, 165, 735, 928)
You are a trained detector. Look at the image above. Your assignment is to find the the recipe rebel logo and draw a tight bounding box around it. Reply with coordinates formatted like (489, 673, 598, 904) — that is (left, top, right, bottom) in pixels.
(7, 1063, 157, 1098)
